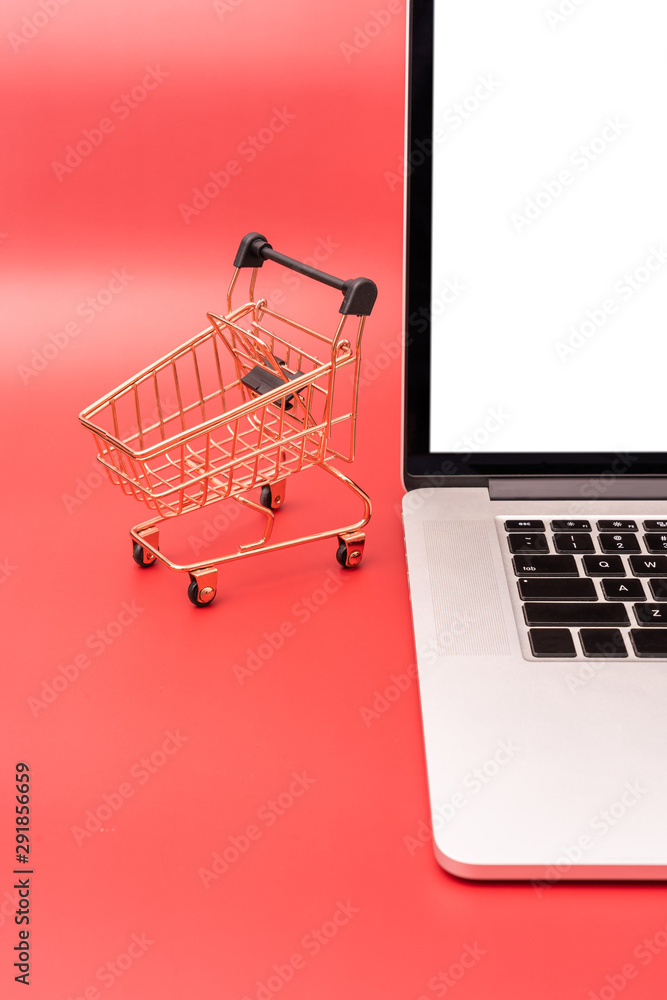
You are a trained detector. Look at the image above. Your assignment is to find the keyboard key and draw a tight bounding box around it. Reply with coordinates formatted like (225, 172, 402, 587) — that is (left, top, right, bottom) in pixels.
(523, 603, 629, 626)
(597, 520, 638, 532)
(528, 629, 576, 658)
(518, 578, 597, 601)
(583, 555, 625, 577)
(601, 579, 645, 601)
(634, 603, 667, 626)
(644, 520, 667, 532)
(650, 579, 667, 600)
(508, 534, 549, 554)
(513, 555, 578, 577)
(599, 533, 641, 553)
(505, 520, 545, 532)
(630, 630, 667, 657)
(551, 520, 591, 531)
(579, 629, 628, 658)
(554, 533, 595, 553)
(630, 555, 667, 577)
(644, 534, 667, 553)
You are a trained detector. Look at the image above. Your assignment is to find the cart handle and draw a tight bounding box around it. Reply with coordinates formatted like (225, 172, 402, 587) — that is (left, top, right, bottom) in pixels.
(233, 232, 378, 317)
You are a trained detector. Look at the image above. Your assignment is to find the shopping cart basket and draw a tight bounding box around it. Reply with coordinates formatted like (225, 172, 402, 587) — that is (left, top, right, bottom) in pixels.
(79, 232, 378, 605)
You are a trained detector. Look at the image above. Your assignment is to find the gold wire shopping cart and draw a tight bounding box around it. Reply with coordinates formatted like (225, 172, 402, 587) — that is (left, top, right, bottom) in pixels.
(79, 232, 377, 605)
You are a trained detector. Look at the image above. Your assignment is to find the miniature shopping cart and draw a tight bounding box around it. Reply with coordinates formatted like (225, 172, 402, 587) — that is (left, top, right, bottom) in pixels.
(79, 232, 377, 606)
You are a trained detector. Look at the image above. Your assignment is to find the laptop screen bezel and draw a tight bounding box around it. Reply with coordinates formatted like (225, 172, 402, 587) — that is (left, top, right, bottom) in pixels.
(403, 0, 667, 490)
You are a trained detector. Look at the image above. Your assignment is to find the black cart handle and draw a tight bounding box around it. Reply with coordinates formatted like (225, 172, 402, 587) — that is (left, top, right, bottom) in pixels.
(233, 232, 377, 317)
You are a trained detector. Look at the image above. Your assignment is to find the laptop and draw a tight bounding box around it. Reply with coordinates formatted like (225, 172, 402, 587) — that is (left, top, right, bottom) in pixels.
(402, 0, 667, 879)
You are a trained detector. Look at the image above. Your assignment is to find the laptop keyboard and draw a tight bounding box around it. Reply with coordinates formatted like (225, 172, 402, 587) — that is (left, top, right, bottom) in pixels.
(502, 518, 667, 659)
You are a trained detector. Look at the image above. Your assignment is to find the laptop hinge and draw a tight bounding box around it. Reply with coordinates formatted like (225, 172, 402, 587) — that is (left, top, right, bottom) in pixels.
(489, 477, 667, 501)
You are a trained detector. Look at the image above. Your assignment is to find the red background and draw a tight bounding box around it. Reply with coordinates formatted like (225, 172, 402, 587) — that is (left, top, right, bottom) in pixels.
(2, 2, 666, 998)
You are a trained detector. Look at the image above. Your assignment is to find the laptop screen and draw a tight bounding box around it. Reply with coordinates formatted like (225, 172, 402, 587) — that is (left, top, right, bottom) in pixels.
(406, 0, 667, 480)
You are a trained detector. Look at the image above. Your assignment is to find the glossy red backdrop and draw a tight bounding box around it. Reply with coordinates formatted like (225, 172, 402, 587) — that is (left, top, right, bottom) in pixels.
(2, 2, 666, 998)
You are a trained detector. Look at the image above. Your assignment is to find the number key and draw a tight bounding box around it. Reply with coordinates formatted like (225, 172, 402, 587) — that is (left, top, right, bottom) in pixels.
(554, 533, 595, 553)
(644, 534, 667, 553)
(599, 533, 641, 553)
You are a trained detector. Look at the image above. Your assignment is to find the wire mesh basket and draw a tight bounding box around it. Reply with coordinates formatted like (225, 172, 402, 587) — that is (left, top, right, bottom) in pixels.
(79, 232, 377, 606)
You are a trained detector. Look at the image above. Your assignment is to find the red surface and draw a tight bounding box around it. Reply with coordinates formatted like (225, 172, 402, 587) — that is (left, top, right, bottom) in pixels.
(2, 2, 666, 998)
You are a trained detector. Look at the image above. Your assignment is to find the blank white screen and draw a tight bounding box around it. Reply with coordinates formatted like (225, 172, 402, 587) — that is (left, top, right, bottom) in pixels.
(430, 0, 667, 454)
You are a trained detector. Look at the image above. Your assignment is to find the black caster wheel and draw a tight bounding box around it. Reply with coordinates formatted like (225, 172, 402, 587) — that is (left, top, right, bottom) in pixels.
(132, 541, 157, 567)
(260, 483, 285, 510)
(336, 539, 364, 569)
(187, 576, 216, 607)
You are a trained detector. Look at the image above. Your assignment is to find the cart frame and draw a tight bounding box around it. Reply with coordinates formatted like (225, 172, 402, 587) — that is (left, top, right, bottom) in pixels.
(79, 232, 377, 605)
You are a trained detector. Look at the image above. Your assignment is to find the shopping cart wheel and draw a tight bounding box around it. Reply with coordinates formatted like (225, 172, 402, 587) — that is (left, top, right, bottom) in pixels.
(132, 542, 157, 568)
(187, 573, 217, 607)
(336, 533, 365, 569)
(260, 482, 286, 510)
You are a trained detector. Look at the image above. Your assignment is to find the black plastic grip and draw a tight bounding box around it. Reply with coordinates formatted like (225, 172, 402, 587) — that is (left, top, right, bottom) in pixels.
(233, 232, 377, 316)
